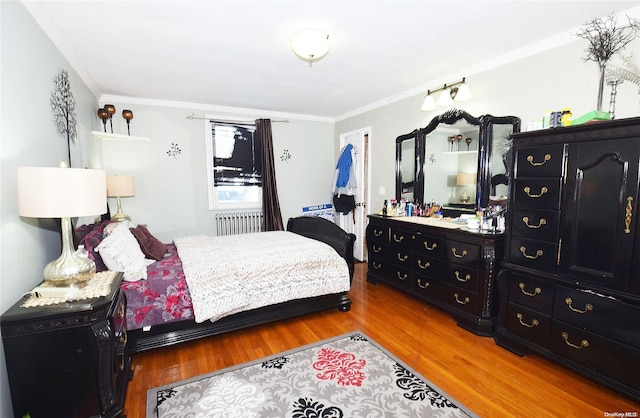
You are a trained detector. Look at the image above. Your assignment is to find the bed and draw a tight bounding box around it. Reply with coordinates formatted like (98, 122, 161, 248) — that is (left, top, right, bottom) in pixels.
(76, 216, 355, 354)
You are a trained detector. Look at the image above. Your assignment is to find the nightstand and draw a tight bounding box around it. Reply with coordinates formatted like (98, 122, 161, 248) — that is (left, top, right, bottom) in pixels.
(1, 272, 131, 418)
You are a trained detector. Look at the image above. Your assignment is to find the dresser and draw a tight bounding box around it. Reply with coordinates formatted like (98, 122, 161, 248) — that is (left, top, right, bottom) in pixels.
(495, 117, 640, 402)
(366, 214, 504, 336)
(1, 272, 131, 418)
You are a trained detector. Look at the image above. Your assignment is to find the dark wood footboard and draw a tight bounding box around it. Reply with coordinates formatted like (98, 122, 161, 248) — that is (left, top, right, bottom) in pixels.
(126, 217, 355, 354)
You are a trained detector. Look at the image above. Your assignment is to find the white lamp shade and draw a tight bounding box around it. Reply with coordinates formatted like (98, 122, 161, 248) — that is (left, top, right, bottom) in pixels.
(456, 173, 476, 186)
(455, 83, 472, 101)
(17, 166, 106, 218)
(106, 175, 135, 197)
(290, 29, 330, 62)
(421, 94, 436, 111)
(437, 88, 453, 107)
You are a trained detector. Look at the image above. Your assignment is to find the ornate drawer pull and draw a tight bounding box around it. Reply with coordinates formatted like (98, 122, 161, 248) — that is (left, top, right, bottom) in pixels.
(454, 293, 470, 304)
(455, 271, 471, 282)
(373, 229, 383, 237)
(624, 196, 633, 234)
(119, 355, 125, 371)
(565, 297, 593, 314)
(372, 261, 382, 270)
(516, 313, 539, 328)
(119, 328, 128, 346)
(417, 260, 431, 269)
(522, 216, 546, 229)
(118, 302, 126, 320)
(561, 332, 589, 349)
(393, 234, 405, 242)
(417, 279, 430, 289)
(451, 248, 468, 258)
(520, 246, 543, 259)
(423, 242, 437, 251)
(524, 186, 548, 198)
(373, 245, 382, 253)
(527, 153, 551, 166)
(397, 253, 409, 262)
(519, 282, 541, 297)
(396, 272, 408, 281)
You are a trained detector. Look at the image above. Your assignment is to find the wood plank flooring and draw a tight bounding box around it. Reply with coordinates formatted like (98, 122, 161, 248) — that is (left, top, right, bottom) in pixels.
(124, 262, 640, 417)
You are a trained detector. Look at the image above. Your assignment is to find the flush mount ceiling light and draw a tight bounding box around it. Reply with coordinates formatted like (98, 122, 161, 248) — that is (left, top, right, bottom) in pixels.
(421, 77, 472, 111)
(290, 29, 330, 66)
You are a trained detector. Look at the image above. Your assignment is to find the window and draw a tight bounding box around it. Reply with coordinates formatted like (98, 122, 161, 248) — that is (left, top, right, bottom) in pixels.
(206, 120, 262, 209)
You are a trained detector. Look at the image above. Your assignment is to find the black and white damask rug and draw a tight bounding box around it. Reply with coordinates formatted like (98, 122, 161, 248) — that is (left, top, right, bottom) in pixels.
(147, 331, 477, 417)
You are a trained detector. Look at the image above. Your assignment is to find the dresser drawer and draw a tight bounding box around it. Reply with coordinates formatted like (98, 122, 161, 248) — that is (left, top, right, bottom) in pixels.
(444, 239, 480, 267)
(507, 273, 555, 314)
(367, 223, 388, 244)
(554, 286, 640, 349)
(511, 209, 560, 242)
(413, 279, 478, 315)
(369, 259, 412, 290)
(507, 237, 558, 272)
(506, 303, 552, 348)
(550, 321, 640, 392)
(389, 227, 413, 248)
(515, 144, 564, 178)
(513, 178, 562, 210)
(442, 263, 478, 292)
(413, 233, 443, 259)
(413, 257, 445, 278)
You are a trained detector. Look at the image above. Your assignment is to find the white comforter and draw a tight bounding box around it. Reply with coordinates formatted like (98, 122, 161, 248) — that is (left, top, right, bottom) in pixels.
(174, 231, 351, 323)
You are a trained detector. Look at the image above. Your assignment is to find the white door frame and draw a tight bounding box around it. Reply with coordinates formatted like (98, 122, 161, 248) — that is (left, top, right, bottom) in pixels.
(337, 127, 371, 261)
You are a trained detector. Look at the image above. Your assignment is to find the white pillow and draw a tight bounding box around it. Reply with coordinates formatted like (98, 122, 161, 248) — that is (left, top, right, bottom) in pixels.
(96, 222, 153, 282)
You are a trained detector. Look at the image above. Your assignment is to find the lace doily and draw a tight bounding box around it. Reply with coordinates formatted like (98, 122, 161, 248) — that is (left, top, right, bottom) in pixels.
(21, 271, 119, 308)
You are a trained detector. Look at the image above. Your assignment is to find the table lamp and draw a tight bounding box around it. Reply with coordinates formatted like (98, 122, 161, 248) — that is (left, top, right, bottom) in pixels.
(17, 163, 106, 283)
(106, 175, 134, 222)
(456, 173, 476, 203)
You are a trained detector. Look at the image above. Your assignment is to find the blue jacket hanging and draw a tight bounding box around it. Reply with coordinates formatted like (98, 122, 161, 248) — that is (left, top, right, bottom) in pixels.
(335, 144, 353, 188)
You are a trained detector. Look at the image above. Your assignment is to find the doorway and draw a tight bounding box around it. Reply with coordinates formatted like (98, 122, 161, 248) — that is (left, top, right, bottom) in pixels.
(337, 127, 370, 262)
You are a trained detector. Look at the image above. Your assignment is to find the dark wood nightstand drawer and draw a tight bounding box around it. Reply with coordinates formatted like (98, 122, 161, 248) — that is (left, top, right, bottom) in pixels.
(513, 178, 562, 211)
(511, 209, 560, 242)
(554, 286, 640, 349)
(507, 273, 555, 314)
(515, 144, 564, 178)
(506, 303, 551, 348)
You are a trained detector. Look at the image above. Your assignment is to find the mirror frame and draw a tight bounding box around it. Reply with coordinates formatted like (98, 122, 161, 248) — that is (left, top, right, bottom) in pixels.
(395, 109, 520, 209)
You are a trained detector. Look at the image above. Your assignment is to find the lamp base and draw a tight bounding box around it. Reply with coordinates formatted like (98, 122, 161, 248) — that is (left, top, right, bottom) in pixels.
(110, 211, 131, 222)
(43, 217, 96, 283)
(459, 192, 470, 203)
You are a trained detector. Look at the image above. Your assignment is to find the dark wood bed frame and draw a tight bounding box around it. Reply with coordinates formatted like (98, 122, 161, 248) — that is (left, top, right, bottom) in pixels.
(126, 216, 356, 354)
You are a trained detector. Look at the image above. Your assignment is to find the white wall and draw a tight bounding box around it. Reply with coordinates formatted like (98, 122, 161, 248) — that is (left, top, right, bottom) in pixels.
(336, 36, 640, 215)
(97, 101, 336, 242)
(0, 2, 99, 416)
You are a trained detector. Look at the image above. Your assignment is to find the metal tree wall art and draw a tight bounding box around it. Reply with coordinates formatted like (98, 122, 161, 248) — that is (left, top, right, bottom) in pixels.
(50, 69, 78, 166)
(576, 14, 640, 112)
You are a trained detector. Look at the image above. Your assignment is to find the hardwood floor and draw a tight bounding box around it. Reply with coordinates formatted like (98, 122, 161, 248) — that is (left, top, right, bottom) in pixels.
(124, 262, 640, 417)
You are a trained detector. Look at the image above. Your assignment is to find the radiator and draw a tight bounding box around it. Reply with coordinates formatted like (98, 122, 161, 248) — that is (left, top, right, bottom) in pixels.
(215, 211, 263, 236)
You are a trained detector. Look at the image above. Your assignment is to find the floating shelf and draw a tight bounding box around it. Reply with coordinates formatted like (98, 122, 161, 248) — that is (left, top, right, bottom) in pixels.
(91, 131, 150, 142)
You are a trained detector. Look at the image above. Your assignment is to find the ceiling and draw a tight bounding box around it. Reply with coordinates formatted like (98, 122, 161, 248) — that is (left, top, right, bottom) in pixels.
(23, 1, 640, 120)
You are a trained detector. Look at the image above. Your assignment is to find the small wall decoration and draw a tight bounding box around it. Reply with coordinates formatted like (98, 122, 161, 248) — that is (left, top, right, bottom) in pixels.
(167, 142, 182, 159)
(50, 69, 77, 166)
(280, 149, 291, 162)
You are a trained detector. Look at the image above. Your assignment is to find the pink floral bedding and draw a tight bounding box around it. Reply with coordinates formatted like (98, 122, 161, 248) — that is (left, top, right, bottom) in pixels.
(120, 244, 194, 330)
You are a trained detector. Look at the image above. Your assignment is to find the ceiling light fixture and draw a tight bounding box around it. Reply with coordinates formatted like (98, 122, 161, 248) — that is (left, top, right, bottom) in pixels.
(421, 78, 472, 111)
(290, 29, 330, 66)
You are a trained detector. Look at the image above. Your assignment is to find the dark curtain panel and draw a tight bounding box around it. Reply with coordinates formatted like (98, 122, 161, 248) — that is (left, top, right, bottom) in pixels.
(256, 118, 284, 231)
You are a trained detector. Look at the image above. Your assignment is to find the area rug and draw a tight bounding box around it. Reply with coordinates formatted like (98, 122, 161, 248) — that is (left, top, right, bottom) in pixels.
(146, 331, 477, 417)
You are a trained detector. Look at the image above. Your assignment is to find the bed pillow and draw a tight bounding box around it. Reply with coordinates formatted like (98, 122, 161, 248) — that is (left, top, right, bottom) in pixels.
(130, 225, 167, 260)
(96, 222, 154, 282)
(76, 220, 112, 272)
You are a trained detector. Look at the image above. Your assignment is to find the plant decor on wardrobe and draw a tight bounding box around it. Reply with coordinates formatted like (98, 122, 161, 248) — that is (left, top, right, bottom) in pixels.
(50, 69, 77, 166)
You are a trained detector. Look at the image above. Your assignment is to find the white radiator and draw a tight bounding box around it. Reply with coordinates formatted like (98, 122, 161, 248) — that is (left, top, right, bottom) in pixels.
(215, 211, 263, 236)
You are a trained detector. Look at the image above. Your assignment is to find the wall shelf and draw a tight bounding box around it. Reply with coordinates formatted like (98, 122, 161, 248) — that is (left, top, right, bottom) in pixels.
(92, 131, 150, 142)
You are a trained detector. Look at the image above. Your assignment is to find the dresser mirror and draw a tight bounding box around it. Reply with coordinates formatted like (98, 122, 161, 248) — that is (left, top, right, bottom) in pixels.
(395, 109, 520, 211)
